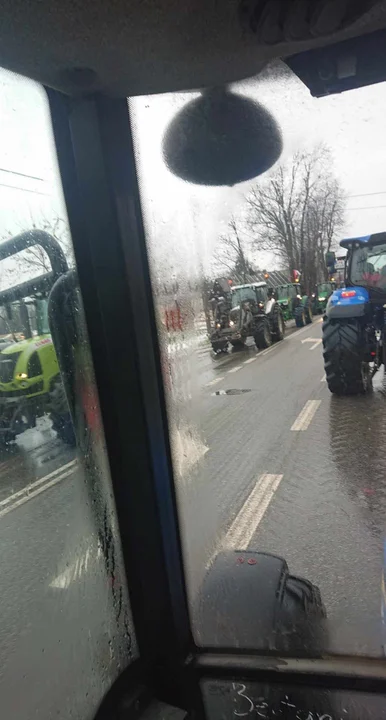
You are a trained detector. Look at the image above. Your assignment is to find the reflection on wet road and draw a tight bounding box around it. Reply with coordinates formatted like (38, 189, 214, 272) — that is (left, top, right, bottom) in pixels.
(0, 415, 75, 504)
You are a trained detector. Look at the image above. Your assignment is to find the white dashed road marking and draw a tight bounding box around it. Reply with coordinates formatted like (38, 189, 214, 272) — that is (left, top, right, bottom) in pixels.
(223, 474, 283, 550)
(243, 357, 257, 365)
(227, 365, 243, 374)
(321, 376, 326, 382)
(0, 460, 77, 519)
(291, 400, 321, 431)
(310, 340, 322, 350)
(261, 346, 276, 356)
(205, 376, 224, 387)
(302, 338, 322, 350)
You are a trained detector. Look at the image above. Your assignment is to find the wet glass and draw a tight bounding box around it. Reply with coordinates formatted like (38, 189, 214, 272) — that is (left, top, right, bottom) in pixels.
(318, 283, 332, 294)
(351, 243, 386, 288)
(201, 677, 386, 720)
(0, 69, 136, 718)
(277, 287, 289, 300)
(232, 287, 262, 306)
(131, 59, 386, 659)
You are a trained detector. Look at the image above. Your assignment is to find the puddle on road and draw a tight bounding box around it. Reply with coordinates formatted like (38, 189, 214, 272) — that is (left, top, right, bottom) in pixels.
(211, 389, 252, 396)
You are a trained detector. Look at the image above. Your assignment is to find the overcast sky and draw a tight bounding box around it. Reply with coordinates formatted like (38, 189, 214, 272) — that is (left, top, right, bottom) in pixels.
(131, 61, 386, 274)
(1, 61, 386, 286)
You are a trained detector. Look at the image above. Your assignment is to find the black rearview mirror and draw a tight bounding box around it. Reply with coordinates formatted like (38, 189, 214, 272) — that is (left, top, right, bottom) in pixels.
(162, 87, 282, 186)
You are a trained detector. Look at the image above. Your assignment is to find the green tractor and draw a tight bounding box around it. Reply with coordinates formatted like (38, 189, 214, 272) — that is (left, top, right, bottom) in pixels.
(312, 281, 336, 315)
(276, 283, 313, 327)
(0, 231, 75, 445)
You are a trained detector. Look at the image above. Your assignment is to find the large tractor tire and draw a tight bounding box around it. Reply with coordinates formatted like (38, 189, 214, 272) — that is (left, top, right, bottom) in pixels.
(304, 300, 313, 325)
(49, 378, 76, 446)
(254, 317, 272, 350)
(294, 305, 306, 328)
(322, 317, 372, 395)
(271, 305, 285, 342)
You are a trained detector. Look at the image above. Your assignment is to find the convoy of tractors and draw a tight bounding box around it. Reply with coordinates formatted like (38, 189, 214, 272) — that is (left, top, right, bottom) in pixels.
(0, 228, 383, 449)
(209, 276, 320, 354)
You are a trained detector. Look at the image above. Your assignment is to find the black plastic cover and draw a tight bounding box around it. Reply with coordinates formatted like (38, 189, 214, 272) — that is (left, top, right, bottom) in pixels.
(196, 550, 327, 655)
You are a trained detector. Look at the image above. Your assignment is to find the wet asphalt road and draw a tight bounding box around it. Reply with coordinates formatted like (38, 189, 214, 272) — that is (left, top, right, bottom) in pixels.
(176, 318, 386, 657)
(1, 316, 386, 717)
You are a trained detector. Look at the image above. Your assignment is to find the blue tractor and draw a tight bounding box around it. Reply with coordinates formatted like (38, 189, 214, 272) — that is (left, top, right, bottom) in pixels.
(323, 232, 386, 395)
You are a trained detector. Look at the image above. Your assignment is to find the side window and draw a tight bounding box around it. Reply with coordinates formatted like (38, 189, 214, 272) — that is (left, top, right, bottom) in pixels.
(27, 351, 42, 378)
(0, 69, 136, 718)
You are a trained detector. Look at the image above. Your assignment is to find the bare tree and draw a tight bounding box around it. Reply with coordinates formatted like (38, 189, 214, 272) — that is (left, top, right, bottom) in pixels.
(0, 217, 74, 293)
(21, 217, 73, 274)
(213, 217, 256, 283)
(246, 146, 345, 292)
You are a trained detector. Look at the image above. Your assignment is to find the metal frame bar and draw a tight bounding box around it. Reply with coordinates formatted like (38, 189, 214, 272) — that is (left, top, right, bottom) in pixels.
(46, 89, 194, 692)
(192, 652, 386, 694)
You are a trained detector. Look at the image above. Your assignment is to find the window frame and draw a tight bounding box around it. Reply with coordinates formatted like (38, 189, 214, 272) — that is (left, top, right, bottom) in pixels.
(47, 90, 193, 673)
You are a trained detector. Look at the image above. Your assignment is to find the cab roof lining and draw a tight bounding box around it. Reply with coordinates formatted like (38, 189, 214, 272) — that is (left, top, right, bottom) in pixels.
(0, 0, 385, 96)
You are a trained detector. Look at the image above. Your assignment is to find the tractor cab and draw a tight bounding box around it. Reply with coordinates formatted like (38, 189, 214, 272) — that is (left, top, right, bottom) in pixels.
(326, 233, 386, 313)
(0, 231, 75, 445)
(230, 281, 268, 310)
(323, 232, 386, 395)
(276, 283, 313, 327)
(312, 281, 336, 314)
(345, 232, 386, 294)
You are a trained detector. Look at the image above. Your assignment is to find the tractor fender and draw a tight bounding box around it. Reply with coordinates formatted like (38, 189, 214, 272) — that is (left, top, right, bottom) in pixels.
(195, 550, 326, 654)
(326, 286, 370, 319)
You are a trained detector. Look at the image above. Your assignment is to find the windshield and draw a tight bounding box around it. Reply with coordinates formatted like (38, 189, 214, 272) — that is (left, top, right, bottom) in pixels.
(277, 286, 290, 301)
(231, 287, 264, 306)
(350, 243, 386, 288)
(131, 63, 386, 662)
(318, 283, 332, 294)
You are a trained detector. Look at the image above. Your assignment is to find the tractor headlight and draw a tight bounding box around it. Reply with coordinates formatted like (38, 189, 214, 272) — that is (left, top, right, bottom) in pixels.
(216, 323, 221, 329)
(258, 302, 264, 309)
(229, 320, 235, 327)
(318, 296, 324, 301)
(17, 372, 28, 380)
(297, 294, 302, 300)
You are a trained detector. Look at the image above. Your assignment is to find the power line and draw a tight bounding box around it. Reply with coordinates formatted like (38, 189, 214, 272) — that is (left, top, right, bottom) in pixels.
(348, 205, 386, 210)
(0, 181, 50, 197)
(348, 191, 386, 198)
(0, 167, 44, 182)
